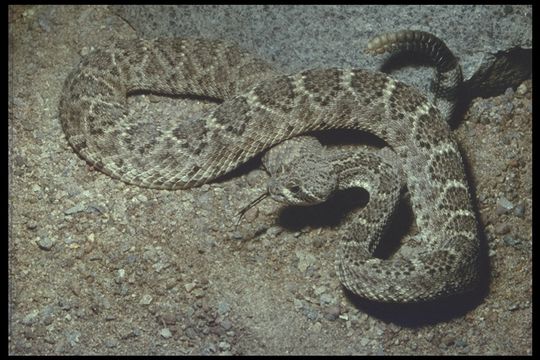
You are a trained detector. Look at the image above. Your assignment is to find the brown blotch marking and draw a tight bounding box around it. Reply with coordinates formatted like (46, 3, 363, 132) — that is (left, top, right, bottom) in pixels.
(413, 107, 449, 147)
(86, 50, 116, 71)
(212, 97, 252, 136)
(137, 141, 157, 156)
(89, 127, 104, 136)
(253, 75, 296, 113)
(192, 141, 208, 156)
(438, 186, 470, 212)
(445, 214, 476, 232)
(414, 114, 440, 149)
(350, 70, 388, 107)
(142, 51, 168, 79)
(389, 81, 426, 114)
(429, 150, 465, 183)
(236, 58, 274, 84)
(302, 69, 343, 106)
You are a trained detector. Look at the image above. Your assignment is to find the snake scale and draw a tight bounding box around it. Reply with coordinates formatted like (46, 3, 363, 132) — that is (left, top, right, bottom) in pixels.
(59, 30, 480, 303)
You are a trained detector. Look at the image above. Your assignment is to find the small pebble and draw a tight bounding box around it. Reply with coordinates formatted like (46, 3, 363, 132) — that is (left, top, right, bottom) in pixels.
(26, 220, 38, 230)
(185, 327, 198, 339)
(66, 330, 81, 346)
(513, 204, 525, 217)
(184, 282, 197, 292)
(217, 301, 230, 315)
(160, 328, 172, 339)
(494, 223, 510, 235)
(314, 286, 327, 296)
(496, 196, 514, 214)
(303, 305, 319, 321)
(22, 309, 40, 326)
(311, 321, 323, 332)
(117, 269, 125, 279)
(516, 82, 528, 95)
(86, 203, 107, 214)
(455, 339, 468, 348)
(503, 235, 521, 246)
(201, 342, 217, 354)
(36, 236, 55, 251)
(136, 194, 148, 203)
(218, 341, 231, 351)
(323, 305, 341, 321)
(104, 338, 119, 348)
(139, 294, 153, 305)
(192, 288, 205, 298)
(161, 313, 176, 325)
(64, 203, 86, 215)
(498, 196, 514, 209)
(266, 226, 283, 238)
(295, 250, 316, 273)
(220, 319, 233, 330)
(319, 293, 335, 306)
(442, 335, 456, 347)
(242, 207, 258, 223)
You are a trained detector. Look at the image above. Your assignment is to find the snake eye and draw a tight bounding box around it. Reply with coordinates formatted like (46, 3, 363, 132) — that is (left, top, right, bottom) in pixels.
(289, 185, 301, 194)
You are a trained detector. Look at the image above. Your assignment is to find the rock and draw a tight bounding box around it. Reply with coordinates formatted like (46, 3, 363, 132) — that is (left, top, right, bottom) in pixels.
(503, 235, 521, 246)
(494, 222, 510, 235)
(516, 82, 528, 95)
(22, 309, 40, 326)
(302, 304, 319, 321)
(184, 282, 197, 292)
(160, 328, 172, 339)
(139, 294, 153, 305)
(64, 203, 86, 215)
(319, 293, 335, 306)
(323, 305, 341, 321)
(314, 286, 327, 296)
(496, 196, 514, 214)
(26, 220, 38, 230)
(442, 335, 456, 347)
(513, 203, 525, 217)
(218, 341, 231, 351)
(266, 226, 283, 238)
(65, 330, 81, 346)
(192, 288, 205, 298)
(217, 301, 230, 315)
(104, 338, 119, 348)
(36, 236, 55, 250)
(295, 250, 316, 273)
(161, 313, 176, 325)
(220, 319, 233, 330)
(201, 342, 217, 354)
(455, 339, 468, 348)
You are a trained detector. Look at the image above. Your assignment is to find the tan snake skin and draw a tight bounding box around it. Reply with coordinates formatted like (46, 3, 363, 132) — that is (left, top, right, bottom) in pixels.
(59, 31, 480, 303)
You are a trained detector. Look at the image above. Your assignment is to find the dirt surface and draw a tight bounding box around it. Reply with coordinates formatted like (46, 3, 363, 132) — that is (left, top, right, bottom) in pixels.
(9, 5, 531, 355)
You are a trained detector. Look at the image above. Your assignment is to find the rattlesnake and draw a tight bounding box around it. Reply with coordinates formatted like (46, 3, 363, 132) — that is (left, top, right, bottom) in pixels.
(59, 30, 480, 303)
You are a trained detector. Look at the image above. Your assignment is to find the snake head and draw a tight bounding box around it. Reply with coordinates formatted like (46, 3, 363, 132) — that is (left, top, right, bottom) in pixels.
(267, 163, 337, 206)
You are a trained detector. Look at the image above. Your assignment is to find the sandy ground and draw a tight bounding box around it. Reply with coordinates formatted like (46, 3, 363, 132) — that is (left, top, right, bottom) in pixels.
(9, 5, 531, 355)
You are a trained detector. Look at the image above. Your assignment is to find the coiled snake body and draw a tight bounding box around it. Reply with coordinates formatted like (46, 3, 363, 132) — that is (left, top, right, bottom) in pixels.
(60, 30, 480, 303)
